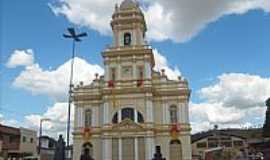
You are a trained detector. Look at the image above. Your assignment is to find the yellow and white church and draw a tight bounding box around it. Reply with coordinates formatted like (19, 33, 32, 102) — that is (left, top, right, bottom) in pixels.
(72, 0, 192, 159)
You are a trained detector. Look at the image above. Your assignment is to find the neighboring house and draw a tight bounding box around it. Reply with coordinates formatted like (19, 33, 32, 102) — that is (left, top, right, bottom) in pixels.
(20, 128, 37, 157)
(0, 124, 37, 159)
(39, 135, 73, 160)
(39, 136, 56, 160)
(0, 140, 3, 158)
(192, 130, 247, 159)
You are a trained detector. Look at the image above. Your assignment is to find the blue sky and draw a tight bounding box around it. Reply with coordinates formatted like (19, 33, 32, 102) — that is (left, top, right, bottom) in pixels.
(1, 0, 270, 136)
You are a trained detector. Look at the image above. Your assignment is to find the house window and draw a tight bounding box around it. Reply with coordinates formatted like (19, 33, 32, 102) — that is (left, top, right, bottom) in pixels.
(170, 105, 178, 123)
(221, 141, 232, 147)
(23, 136, 26, 142)
(30, 138, 34, 143)
(233, 140, 244, 147)
(124, 32, 131, 46)
(197, 142, 207, 148)
(9, 136, 16, 143)
(85, 109, 92, 127)
(208, 141, 218, 148)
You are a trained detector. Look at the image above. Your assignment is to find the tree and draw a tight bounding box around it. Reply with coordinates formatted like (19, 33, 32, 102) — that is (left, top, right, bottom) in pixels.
(263, 98, 270, 138)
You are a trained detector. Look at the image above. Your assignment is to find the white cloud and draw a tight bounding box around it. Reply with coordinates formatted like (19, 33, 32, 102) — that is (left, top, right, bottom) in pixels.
(50, 0, 270, 42)
(153, 49, 181, 80)
(190, 102, 245, 124)
(12, 51, 104, 101)
(6, 49, 34, 68)
(0, 114, 3, 123)
(190, 73, 269, 133)
(199, 73, 270, 109)
(11, 48, 180, 100)
(0, 103, 73, 141)
(24, 102, 74, 140)
(50, 0, 122, 35)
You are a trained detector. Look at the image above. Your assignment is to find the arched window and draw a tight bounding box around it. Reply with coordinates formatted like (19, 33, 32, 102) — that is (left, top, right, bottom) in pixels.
(85, 109, 92, 127)
(122, 108, 134, 121)
(138, 112, 144, 123)
(124, 32, 132, 46)
(112, 108, 144, 124)
(112, 112, 118, 124)
(170, 105, 178, 124)
(82, 142, 93, 158)
(170, 140, 182, 160)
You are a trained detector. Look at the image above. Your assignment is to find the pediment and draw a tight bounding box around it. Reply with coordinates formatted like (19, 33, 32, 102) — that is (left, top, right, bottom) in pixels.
(112, 118, 144, 131)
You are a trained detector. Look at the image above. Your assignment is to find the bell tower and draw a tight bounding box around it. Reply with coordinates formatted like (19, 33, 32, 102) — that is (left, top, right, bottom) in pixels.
(103, 0, 154, 83)
(111, 0, 147, 47)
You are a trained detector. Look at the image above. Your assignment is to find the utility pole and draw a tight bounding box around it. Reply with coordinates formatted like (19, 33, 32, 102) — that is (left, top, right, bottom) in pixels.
(63, 28, 87, 147)
(38, 118, 51, 155)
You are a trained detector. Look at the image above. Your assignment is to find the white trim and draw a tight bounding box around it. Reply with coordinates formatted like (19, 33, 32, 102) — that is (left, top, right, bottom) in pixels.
(134, 109, 138, 123)
(146, 137, 155, 160)
(105, 65, 109, 81)
(119, 138, 122, 160)
(132, 63, 136, 79)
(135, 138, 138, 160)
(118, 63, 121, 81)
(185, 103, 189, 123)
(146, 100, 153, 122)
(103, 139, 112, 160)
(118, 110, 122, 123)
(78, 107, 83, 127)
(162, 101, 167, 124)
(144, 63, 151, 79)
(103, 103, 109, 124)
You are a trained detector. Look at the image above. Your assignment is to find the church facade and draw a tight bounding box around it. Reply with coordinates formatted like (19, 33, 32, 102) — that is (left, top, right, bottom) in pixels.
(72, 0, 192, 160)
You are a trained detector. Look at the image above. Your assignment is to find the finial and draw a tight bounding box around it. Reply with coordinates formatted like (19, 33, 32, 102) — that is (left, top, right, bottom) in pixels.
(95, 73, 99, 80)
(79, 81, 84, 86)
(214, 125, 218, 130)
(161, 69, 165, 76)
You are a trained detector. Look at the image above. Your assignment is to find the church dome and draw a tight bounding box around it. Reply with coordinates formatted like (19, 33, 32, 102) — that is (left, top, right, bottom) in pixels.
(120, 0, 138, 9)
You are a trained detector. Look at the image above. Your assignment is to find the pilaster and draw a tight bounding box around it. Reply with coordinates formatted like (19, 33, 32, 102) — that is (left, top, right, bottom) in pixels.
(144, 62, 151, 79)
(146, 98, 154, 122)
(145, 137, 155, 160)
(135, 138, 138, 160)
(103, 102, 109, 125)
(102, 139, 112, 160)
(77, 106, 84, 128)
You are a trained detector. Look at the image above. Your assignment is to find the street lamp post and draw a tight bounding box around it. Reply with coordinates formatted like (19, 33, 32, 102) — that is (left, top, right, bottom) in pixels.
(63, 27, 87, 147)
(38, 118, 51, 155)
